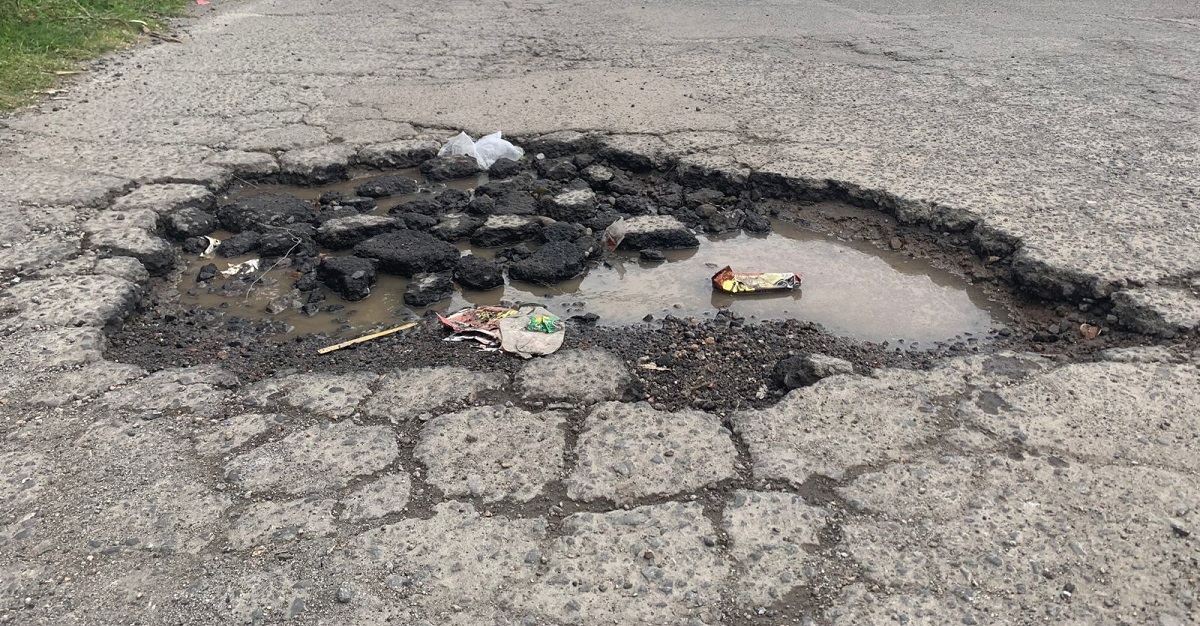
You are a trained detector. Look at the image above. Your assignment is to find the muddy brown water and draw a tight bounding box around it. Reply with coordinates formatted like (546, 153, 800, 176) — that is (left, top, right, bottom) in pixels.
(178, 172, 1007, 346)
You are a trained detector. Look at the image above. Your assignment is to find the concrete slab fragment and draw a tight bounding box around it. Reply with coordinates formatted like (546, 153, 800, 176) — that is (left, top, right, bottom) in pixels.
(227, 497, 336, 549)
(963, 361, 1200, 471)
(355, 139, 440, 169)
(515, 502, 727, 623)
(27, 361, 147, 407)
(195, 413, 287, 457)
(1112, 287, 1200, 338)
(361, 366, 507, 423)
(0, 327, 107, 372)
(278, 144, 357, 183)
(240, 371, 377, 419)
(567, 402, 737, 503)
(2, 274, 140, 331)
(0, 234, 81, 273)
(352, 502, 545, 617)
(517, 349, 629, 405)
(339, 473, 412, 522)
(85, 225, 175, 275)
(98, 364, 238, 418)
(225, 422, 398, 495)
(203, 150, 279, 177)
(93, 256, 150, 284)
(415, 406, 565, 502)
(838, 456, 1200, 624)
(98, 477, 232, 555)
(110, 183, 216, 214)
(723, 490, 830, 608)
(732, 358, 987, 483)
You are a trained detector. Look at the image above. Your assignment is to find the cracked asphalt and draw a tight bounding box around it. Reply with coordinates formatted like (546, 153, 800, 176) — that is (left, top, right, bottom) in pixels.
(1, 0, 1199, 624)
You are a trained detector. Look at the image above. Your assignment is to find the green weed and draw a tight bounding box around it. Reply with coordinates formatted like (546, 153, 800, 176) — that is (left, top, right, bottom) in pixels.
(0, 0, 189, 109)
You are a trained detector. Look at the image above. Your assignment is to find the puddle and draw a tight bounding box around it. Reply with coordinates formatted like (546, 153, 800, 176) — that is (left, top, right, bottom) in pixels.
(177, 172, 1006, 346)
(558, 220, 1004, 344)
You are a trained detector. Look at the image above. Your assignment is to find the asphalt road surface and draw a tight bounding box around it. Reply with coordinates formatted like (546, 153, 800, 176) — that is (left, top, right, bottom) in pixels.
(1, 1, 1198, 624)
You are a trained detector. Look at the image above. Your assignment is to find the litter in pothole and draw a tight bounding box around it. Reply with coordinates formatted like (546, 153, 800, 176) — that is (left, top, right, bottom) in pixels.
(165, 151, 1009, 348)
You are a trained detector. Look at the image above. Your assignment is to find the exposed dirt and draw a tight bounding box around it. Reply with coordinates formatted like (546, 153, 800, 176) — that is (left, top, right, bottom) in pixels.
(108, 276, 1154, 418)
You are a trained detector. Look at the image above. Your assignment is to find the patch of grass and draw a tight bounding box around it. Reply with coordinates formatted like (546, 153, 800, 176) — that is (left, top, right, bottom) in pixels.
(0, 0, 189, 110)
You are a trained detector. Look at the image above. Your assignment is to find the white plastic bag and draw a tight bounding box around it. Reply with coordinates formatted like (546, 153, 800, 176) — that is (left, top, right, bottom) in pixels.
(473, 131, 524, 169)
(438, 131, 524, 169)
(437, 131, 479, 163)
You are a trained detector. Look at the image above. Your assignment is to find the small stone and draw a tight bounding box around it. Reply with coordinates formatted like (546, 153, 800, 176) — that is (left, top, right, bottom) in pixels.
(889, 237, 904, 250)
(743, 212, 771, 233)
(488, 158, 524, 178)
(491, 191, 539, 216)
(338, 196, 379, 213)
(581, 164, 615, 185)
(570, 312, 600, 324)
(336, 587, 353, 603)
(393, 211, 439, 231)
(259, 231, 316, 258)
(542, 221, 586, 243)
(217, 193, 316, 233)
(541, 158, 578, 181)
(217, 231, 261, 257)
(508, 241, 588, 286)
(615, 215, 699, 250)
(354, 230, 460, 277)
(403, 273, 454, 307)
(265, 297, 290, 315)
(316, 214, 397, 249)
(466, 196, 496, 215)
(471, 215, 544, 247)
(541, 188, 598, 223)
(420, 155, 481, 181)
(318, 257, 377, 301)
(355, 175, 419, 198)
(773, 353, 855, 390)
(164, 207, 219, 240)
(430, 213, 484, 242)
(182, 236, 211, 255)
(196, 263, 219, 282)
(454, 255, 505, 290)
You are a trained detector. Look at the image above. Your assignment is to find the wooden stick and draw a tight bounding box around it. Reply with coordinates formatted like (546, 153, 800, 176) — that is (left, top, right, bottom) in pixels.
(317, 322, 418, 355)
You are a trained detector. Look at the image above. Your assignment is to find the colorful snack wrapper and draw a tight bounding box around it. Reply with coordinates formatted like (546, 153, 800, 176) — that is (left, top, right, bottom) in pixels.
(711, 266, 803, 294)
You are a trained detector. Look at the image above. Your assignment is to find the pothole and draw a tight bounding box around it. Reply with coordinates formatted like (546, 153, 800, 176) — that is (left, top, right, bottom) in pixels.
(105, 142, 1158, 411)
(167, 165, 1007, 347)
